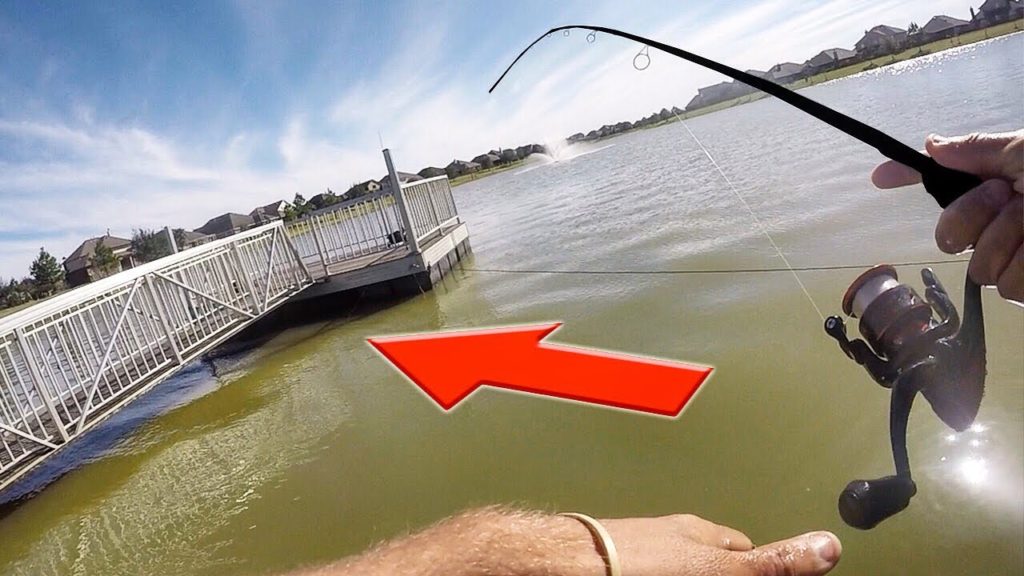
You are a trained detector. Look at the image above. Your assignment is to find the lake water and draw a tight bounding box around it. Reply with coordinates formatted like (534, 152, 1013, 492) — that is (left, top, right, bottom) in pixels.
(0, 33, 1021, 576)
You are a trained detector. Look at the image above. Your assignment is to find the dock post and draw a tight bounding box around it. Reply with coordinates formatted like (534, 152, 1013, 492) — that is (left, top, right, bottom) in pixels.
(383, 149, 421, 254)
(164, 226, 179, 254)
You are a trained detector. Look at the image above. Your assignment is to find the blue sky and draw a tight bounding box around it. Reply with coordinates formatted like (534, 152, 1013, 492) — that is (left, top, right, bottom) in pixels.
(0, 0, 973, 278)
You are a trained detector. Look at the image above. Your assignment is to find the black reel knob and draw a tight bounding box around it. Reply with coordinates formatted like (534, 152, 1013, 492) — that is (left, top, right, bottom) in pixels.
(838, 475, 917, 530)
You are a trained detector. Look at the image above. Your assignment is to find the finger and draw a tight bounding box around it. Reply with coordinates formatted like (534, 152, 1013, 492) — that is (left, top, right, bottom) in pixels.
(996, 244, 1024, 304)
(935, 179, 1016, 254)
(969, 194, 1024, 286)
(667, 514, 754, 551)
(712, 522, 755, 552)
(926, 132, 1024, 187)
(737, 531, 841, 576)
(871, 159, 923, 189)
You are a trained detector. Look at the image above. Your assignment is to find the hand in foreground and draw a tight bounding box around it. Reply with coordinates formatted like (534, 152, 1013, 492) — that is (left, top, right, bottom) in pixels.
(601, 513, 841, 576)
(871, 131, 1023, 303)
(293, 508, 841, 576)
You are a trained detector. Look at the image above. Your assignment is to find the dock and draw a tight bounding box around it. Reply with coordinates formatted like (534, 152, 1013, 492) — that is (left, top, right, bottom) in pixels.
(0, 154, 469, 495)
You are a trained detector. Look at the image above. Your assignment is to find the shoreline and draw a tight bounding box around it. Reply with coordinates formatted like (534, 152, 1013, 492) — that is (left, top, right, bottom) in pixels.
(669, 21, 1024, 125)
(447, 22, 1022, 189)
(647, 22, 1024, 129)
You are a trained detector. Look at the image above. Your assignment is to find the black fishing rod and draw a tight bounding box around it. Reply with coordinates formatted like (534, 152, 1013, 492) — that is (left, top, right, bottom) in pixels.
(491, 25, 990, 531)
(489, 24, 982, 208)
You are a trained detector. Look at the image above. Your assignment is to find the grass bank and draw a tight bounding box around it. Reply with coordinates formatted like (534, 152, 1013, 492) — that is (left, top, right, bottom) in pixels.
(449, 159, 526, 187)
(659, 21, 1024, 125)
(0, 301, 34, 319)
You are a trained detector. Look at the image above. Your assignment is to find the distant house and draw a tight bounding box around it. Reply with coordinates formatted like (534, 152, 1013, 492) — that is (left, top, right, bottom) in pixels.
(685, 81, 754, 111)
(921, 15, 972, 41)
(766, 62, 808, 84)
(178, 230, 212, 249)
(379, 172, 424, 191)
(805, 48, 857, 73)
(346, 179, 382, 200)
(417, 167, 446, 178)
(194, 213, 254, 239)
(515, 145, 535, 159)
(307, 191, 342, 211)
(855, 25, 908, 57)
(445, 159, 481, 179)
(249, 200, 291, 225)
(972, 0, 1024, 25)
(472, 153, 500, 169)
(63, 234, 135, 287)
(744, 69, 767, 78)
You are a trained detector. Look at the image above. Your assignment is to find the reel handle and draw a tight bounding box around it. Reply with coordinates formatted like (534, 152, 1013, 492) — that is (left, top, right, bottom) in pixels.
(838, 475, 917, 530)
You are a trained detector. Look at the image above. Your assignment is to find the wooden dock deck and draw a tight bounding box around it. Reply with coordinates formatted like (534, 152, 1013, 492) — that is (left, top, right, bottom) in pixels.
(286, 169, 470, 300)
(296, 220, 470, 300)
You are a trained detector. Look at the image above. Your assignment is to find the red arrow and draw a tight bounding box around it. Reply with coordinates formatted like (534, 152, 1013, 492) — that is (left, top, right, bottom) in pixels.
(367, 323, 712, 417)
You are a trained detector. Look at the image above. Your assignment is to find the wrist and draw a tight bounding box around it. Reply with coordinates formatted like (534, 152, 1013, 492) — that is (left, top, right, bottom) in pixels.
(408, 507, 610, 576)
(553, 513, 614, 576)
(558, 513, 622, 576)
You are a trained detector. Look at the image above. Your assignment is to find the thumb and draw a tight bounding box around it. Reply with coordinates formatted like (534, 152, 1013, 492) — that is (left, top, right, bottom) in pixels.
(737, 531, 841, 576)
(926, 132, 1024, 191)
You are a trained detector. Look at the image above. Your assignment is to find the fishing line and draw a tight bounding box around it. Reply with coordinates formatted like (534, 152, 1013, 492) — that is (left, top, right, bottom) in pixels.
(463, 259, 970, 276)
(486, 26, 983, 318)
(489, 25, 982, 207)
(672, 112, 826, 321)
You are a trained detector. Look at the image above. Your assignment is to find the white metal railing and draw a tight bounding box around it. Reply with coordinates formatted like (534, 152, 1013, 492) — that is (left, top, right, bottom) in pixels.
(400, 176, 460, 243)
(285, 189, 405, 273)
(0, 222, 311, 490)
(285, 175, 460, 276)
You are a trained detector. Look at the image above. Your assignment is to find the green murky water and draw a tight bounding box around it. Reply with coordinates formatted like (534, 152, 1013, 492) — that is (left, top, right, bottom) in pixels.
(1, 34, 1022, 575)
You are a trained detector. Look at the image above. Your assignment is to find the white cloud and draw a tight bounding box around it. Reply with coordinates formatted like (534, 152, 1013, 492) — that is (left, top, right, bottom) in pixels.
(0, 0, 977, 278)
(0, 117, 381, 278)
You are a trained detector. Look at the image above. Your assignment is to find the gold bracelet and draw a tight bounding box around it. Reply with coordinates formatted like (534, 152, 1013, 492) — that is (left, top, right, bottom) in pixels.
(559, 512, 622, 576)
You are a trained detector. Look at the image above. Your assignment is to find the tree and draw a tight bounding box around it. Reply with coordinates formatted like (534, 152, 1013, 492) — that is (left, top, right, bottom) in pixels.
(908, 22, 920, 34)
(30, 247, 64, 297)
(0, 278, 31, 308)
(309, 188, 340, 211)
(131, 228, 173, 263)
(173, 228, 188, 250)
(283, 193, 313, 221)
(91, 238, 120, 278)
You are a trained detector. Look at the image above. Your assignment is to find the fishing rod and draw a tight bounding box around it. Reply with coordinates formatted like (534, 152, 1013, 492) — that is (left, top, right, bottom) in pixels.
(490, 25, 989, 530)
(489, 24, 982, 208)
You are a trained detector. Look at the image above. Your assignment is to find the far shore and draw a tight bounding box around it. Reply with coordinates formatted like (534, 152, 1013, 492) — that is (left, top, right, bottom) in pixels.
(449, 158, 527, 187)
(450, 20, 1023, 190)
(649, 21, 1023, 128)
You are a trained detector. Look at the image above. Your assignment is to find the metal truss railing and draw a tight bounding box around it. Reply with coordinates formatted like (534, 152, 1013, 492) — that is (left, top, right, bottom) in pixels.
(0, 222, 312, 491)
(286, 189, 405, 274)
(285, 175, 461, 277)
(400, 176, 461, 244)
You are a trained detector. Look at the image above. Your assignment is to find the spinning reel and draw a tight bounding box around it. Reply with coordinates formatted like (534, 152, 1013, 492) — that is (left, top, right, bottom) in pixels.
(824, 265, 986, 529)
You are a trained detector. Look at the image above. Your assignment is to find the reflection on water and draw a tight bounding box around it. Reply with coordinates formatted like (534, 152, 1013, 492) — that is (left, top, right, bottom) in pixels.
(957, 457, 988, 486)
(920, 415, 1024, 541)
(940, 423, 992, 488)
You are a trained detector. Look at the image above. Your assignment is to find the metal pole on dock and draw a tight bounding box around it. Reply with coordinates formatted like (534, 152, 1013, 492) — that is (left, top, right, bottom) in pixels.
(164, 226, 179, 254)
(383, 149, 421, 254)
